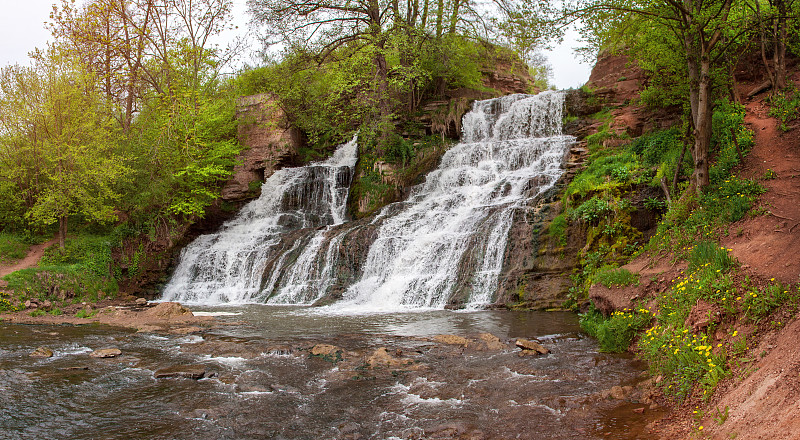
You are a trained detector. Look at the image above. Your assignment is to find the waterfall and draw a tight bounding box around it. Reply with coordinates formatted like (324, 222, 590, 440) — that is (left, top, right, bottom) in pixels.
(333, 92, 572, 311)
(161, 91, 573, 309)
(160, 137, 358, 304)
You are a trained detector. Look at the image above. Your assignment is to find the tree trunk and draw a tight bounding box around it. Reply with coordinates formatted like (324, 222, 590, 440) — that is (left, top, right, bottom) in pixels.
(435, 0, 444, 37)
(692, 57, 713, 191)
(58, 215, 68, 249)
(449, 0, 461, 34)
(773, 0, 788, 89)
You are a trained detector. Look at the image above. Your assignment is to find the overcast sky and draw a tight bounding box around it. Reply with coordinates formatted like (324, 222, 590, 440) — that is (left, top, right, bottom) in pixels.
(0, 0, 591, 89)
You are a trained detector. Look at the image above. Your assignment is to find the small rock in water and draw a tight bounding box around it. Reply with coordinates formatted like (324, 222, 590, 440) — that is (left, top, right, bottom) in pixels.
(310, 344, 344, 361)
(609, 385, 628, 400)
(145, 302, 193, 319)
(90, 348, 122, 358)
(515, 338, 550, 354)
(476, 333, 506, 351)
(29, 346, 54, 358)
(135, 297, 147, 306)
(154, 365, 207, 380)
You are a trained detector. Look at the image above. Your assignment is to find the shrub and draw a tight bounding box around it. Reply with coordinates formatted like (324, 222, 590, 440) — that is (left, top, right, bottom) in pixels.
(570, 196, 613, 223)
(580, 307, 652, 352)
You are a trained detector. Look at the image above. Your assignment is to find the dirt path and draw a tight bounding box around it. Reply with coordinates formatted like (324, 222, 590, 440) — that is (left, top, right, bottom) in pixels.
(720, 99, 800, 285)
(0, 238, 57, 279)
(652, 93, 800, 440)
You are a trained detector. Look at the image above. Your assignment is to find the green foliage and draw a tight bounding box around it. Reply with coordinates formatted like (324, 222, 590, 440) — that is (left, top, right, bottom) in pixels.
(742, 282, 799, 322)
(710, 101, 753, 184)
(75, 308, 98, 319)
(595, 267, 639, 288)
(0, 233, 28, 264)
(548, 213, 568, 246)
(638, 325, 727, 399)
(41, 235, 113, 278)
(580, 306, 652, 352)
(644, 197, 666, 211)
(3, 234, 118, 304)
(569, 196, 613, 223)
(0, 290, 20, 312)
(768, 85, 800, 131)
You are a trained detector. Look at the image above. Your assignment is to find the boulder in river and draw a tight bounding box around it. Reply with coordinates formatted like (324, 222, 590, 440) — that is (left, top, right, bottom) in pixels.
(145, 302, 193, 319)
(515, 338, 550, 355)
(154, 365, 207, 380)
(29, 346, 53, 358)
(90, 348, 122, 358)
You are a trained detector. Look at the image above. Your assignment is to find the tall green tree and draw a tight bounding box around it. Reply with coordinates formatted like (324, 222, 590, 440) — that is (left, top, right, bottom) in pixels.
(566, 0, 752, 191)
(0, 49, 128, 248)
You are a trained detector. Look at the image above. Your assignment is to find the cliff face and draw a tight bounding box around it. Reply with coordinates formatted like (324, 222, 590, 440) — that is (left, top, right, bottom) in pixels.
(221, 94, 302, 201)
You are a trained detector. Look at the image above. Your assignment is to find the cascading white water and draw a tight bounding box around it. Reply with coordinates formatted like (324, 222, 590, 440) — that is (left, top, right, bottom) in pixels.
(333, 92, 572, 311)
(161, 91, 573, 309)
(161, 137, 358, 304)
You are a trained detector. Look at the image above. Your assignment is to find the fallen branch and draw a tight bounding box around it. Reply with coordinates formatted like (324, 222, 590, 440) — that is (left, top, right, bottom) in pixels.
(747, 80, 773, 97)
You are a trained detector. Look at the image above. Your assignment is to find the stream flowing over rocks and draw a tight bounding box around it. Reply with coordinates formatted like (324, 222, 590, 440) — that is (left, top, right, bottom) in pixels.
(0, 309, 659, 439)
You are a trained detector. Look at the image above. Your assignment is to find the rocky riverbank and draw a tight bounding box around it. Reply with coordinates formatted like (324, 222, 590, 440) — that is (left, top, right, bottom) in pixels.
(0, 301, 215, 335)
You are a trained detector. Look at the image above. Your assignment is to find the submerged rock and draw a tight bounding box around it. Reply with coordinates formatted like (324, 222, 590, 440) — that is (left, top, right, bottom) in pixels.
(29, 346, 53, 358)
(154, 365, 207, 380)
(90, 348, 122, 358)
(433, 335, 473, 347)
(366, 347, 413, 369)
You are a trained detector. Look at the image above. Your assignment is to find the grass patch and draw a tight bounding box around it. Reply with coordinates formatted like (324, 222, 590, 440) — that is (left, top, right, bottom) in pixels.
(595, 267, 639, 288)
(3, 234, 119, 307)
(75, 308, 98, 319)
(0, 233, 29, 264)
(742, 282, 799, 322)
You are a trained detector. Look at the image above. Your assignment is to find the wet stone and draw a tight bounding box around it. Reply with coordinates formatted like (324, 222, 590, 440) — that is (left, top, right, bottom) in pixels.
(90, 348, 122, 358)
(154, 365, 207, 380)
(515, 338, 550, 354)
(29, 346, 53, 358)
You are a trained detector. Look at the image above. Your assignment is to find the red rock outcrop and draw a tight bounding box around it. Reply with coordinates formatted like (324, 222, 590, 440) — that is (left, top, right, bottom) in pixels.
(221, 94, 302, 200)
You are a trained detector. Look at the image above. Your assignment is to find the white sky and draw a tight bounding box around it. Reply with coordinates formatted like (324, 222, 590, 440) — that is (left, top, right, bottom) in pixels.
(0, 0, 591, 89)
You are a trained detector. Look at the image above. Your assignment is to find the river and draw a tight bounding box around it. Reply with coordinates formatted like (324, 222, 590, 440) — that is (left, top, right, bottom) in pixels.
(0, 307, 657, 439)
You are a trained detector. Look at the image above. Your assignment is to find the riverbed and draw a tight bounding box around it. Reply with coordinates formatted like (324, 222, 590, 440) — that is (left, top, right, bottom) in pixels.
(0, 307, 657, 439)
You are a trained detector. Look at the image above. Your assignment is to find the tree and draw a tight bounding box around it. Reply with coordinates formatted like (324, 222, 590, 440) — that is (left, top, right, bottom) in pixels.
(565, 0, 752, 191)
(0, 49, 128, 248)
